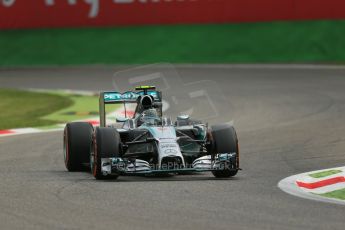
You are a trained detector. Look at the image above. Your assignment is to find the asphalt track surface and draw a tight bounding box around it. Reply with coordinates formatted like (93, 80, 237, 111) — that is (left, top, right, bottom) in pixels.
(0, 65, 345, 230)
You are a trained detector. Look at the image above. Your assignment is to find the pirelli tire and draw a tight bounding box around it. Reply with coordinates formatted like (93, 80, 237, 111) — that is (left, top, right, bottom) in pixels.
(211, 124, 239, 178)
(91, 127, 121, 180)
(63, 122, 94, 172)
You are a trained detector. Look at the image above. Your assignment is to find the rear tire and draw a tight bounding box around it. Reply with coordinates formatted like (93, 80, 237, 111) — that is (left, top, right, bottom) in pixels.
(211, 124, 239, 178)
(63, 122, 93, 172)
(91, 127, 121, 180)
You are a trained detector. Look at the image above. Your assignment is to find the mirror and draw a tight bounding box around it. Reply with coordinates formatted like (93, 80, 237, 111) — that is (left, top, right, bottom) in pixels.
(177, 114, 190, 120)
(116, 117, 129, 123)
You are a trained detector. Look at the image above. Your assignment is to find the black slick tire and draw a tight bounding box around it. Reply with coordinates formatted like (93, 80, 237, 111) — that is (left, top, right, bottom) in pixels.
(63, 122, 93, 172)
(211, 124, 239, 178)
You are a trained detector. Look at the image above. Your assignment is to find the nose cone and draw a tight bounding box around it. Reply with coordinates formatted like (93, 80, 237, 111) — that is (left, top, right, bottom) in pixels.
(149, 126, 177, 141)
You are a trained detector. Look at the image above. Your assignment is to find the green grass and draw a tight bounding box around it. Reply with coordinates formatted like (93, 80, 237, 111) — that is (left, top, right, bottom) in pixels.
(42, 92, 120, 123)
(42, 93, 99, 122)
(319, 188, 345, 200)
(0, 89, 73, 129)
(0, 89, 121, 130)
(309, 170, 343, 178)
(1, 20, 345, 66)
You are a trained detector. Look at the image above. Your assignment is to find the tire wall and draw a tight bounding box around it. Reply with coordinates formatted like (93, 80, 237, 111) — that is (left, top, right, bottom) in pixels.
(1, 0, 345, 29)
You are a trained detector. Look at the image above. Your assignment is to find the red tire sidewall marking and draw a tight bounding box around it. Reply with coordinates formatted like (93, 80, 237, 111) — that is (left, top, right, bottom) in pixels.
(92, 132, 98, 177)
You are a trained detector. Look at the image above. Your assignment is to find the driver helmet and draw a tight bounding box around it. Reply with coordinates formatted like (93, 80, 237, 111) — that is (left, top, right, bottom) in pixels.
(142, 108, 158, 117)
(141, 109, 159, 125)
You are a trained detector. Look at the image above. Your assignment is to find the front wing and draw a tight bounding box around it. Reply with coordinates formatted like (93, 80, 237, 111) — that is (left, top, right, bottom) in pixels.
(100, 153, 238, 176)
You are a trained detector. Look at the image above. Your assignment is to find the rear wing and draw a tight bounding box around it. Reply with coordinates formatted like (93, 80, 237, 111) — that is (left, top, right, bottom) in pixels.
(99, 90, 162, 127)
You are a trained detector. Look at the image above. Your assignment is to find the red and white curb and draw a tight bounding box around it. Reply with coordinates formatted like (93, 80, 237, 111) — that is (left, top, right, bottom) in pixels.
(0, 105, 136, 137)
(0, 128, 56, 136)
(278, 167, 345, 205)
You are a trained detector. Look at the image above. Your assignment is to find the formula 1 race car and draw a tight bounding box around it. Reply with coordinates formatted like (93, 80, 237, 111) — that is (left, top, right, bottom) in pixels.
(63, 86, 240, 180)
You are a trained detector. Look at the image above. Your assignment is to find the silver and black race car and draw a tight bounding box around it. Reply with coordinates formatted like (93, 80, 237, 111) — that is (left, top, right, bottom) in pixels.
(63, 86, 240, 180)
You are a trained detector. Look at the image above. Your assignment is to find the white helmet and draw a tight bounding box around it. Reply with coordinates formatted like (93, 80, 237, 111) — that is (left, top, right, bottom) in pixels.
(142, 109, 158, 117)
(141, 109, 159, 125)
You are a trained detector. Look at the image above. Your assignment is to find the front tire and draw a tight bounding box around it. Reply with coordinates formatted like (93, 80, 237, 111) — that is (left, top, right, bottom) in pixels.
(211, 124, 239, 178)
(63, 122, 93, 172)
(91, 127, 121, 180)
